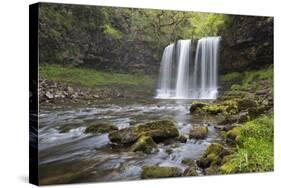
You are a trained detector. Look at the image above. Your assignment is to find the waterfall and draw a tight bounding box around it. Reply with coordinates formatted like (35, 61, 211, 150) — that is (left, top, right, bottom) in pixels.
(156, 36, 221, 99)
(194, 37, 221, 99)
(175, 40, 192, 99)
(156, 43, 175, 98)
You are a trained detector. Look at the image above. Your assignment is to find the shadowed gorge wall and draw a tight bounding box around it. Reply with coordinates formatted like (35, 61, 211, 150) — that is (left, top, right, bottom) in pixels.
(220, 16, 273, 73)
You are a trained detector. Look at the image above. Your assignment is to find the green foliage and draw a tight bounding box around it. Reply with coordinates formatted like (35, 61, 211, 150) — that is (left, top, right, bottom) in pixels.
(39, 64, 155, 88)
(103, 24, 122, 40)
(220, 115, 274, 173)
(187, 13, 227, 38)
(220, 66, 273, 91)
(220, 72, 242, 82)
(39, 3, 230, 70)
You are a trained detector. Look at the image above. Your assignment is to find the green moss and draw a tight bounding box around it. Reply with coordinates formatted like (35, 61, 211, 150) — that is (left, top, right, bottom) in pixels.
(141, 166, 182, 179)
(226, 127, 241, 143)
(130, 136, 157, 154)
(220, 115, 274, 173)
(84, 123, 117, 134)
(220, 72, 242, 82)
(108, 120, 179, 145)
(183, 166, 198, 176)
(203, 104, 225, 114)
(103, 24, 122, 40)
(219, 155, 238, 174)
(230, 84, 242, 91)
(197, 143, 229, 169)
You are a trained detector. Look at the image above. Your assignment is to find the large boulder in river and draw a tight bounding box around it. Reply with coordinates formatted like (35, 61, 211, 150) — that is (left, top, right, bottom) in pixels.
(108, 120, 179, 145)
(189, 125, 208, 139)
(84, 123, 118, 134)
(141, 165, 182, 179)
(130, 135, 158, 154)
(189, 101, 208, 114)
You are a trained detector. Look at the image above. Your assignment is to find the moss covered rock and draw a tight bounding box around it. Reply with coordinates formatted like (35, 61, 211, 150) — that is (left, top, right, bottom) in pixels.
(84, 123, 118, 134)
(237, 98, 257, 111)
(197, 143, 230, 169)
(183, 166, 198, 176)
(141, 165, 182, 179)
(189, 101, 208, 114)
(190, 101, 225, 115)
(226, 127, 241, 144)
(109, 120, 179, 145)
(218, 155, 238, 174)
(189, 125, 208, 139)
(205, 164, 219, 175)
(130, 135, 157, 154)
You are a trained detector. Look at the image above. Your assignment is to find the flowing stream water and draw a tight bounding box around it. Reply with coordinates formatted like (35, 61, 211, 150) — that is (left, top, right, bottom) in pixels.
(39, 99, 221, 184)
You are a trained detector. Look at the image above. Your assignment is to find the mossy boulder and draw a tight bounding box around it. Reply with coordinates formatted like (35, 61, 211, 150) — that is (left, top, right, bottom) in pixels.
(204, 105, 225, 115)
(189, 125, 208, 139)
(237, 98, 257, 111)
(189, 101, 208, 114)
(219, 155, 238, 174)
(109, 120, 179, 145)
(197, 143, 230, 169)
(190, 101, 225, 115)
(130, 135, 157, 154)
(205, 164, 218, 175)
(226, 127, 241, 144)
(248, 106, 267, 119)
(217, 115, 239, 125)
(141, 165, 182, 179)
(183, 166, 198, 176)
(84, 123, 118, 134)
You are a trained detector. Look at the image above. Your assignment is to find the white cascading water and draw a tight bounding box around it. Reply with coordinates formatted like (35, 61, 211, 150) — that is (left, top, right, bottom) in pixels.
(193, 37, 221, 99)
(156, 43, 175, 98)
(156, 36, 221, 99)
(175, 40, 192, 99)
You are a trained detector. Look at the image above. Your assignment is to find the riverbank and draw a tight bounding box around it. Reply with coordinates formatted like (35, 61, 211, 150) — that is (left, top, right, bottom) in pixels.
(39, 65, 156, 104)
(189, 65, 274, 174)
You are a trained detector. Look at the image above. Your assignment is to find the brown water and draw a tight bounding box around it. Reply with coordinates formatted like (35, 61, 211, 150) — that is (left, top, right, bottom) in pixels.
(38, 98, 221, 185)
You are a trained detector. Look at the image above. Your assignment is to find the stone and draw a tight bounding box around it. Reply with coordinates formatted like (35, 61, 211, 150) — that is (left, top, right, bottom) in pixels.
(183, 166, 198, 176)
(237, 98, 257, 111)
(108, 120, 179, 145)
(225, 127, 241, 144)
(130, 136, 157, 154)
(84, 123, 118, 134)
(141, 166, 182, 179)
(45, 91, 54, 99)
(197, 143, 230, 169)
(181, 158, 195, 166)
(189, 125, 208, 139)
(189, 101, 208, 114)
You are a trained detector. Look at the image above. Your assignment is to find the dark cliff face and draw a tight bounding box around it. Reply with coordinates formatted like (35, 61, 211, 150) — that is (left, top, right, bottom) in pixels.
(219, 16, 273, 74)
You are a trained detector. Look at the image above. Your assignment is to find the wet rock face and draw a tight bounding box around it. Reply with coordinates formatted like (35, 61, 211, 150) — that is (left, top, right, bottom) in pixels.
(108, 120, 179, 145)
(141, 166, 182, 179)
(220, 16, 273, 73)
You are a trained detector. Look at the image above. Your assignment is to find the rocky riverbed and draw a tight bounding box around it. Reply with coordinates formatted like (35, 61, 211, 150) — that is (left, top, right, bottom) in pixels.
(38, 67, 273, 185)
